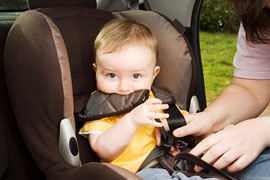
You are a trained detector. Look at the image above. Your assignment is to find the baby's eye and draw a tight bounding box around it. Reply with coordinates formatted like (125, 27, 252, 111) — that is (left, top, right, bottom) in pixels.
(132, 74, 141, 79)
(107, 73, 117, 79)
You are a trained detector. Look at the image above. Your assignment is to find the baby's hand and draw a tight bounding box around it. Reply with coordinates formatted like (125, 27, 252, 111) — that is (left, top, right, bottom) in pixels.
(128, 98, 169, 128)
(169, 146, 181, 156)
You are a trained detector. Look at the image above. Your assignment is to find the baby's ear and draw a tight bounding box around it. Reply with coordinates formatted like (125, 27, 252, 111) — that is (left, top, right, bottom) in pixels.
(153, 66, 160, 79)
(93, 63, 97, 71)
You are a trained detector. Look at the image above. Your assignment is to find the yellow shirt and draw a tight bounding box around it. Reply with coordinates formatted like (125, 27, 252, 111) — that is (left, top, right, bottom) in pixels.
(79, 91, 188, 173)
(79, 91, 157, 173)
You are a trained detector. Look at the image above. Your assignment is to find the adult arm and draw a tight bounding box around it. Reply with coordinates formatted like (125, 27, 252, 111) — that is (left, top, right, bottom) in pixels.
(174, 77, 270, 137)
(205, 77, 269, 132)
(174, 78, 270, 172)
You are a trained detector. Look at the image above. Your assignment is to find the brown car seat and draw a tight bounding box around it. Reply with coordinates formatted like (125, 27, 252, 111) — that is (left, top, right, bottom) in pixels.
(4, 0, 196, 179)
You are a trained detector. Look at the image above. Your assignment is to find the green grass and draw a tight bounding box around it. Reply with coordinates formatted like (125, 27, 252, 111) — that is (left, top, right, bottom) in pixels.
(200, 31, 238, 102)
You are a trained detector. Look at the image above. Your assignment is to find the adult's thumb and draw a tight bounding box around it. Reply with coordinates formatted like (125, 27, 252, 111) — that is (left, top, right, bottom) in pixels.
(173, 124, 194, 138)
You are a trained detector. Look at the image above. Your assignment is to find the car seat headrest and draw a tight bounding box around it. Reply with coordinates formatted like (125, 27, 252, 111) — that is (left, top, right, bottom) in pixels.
(26, 0, 96, 9)
(34, 7, 113, 113)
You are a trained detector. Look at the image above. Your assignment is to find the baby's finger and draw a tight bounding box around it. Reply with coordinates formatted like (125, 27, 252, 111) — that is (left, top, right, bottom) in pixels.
(148, 104, 169, 111)
(194, 165, 204, 172)
(145, 98, 162, 105)
(155, 128, 162, 146)
(150, 121, 164, 127)
(149, 112, 169, 120)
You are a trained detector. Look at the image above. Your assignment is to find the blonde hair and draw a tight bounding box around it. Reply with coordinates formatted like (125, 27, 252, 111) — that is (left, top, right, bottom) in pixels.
(94, 19, 158, 62)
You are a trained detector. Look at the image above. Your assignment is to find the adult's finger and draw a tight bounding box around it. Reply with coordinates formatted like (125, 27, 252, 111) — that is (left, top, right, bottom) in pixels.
(213, 148, 241, 170)
(190, 133, 220, 156)
(173, 121, 203, 138)
(190, 133, 221, 172)
(226, 154, 253, 173)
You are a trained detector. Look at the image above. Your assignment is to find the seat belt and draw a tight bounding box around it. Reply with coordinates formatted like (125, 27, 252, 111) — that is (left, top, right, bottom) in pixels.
(172, 19, 186, 35)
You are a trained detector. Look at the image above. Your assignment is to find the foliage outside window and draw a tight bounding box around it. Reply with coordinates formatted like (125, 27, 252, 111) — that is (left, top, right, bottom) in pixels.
(0, 0, 28, 10)
(200, 0, 240, 33)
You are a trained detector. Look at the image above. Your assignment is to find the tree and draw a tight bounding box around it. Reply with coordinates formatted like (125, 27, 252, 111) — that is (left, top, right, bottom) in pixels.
(200, 0, 239, 33)
(0, 0, 28, 10)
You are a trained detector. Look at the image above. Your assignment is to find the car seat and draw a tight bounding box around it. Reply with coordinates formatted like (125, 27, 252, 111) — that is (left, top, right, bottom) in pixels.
(3, 0, 205, 179)
(0, 10, 45, 180)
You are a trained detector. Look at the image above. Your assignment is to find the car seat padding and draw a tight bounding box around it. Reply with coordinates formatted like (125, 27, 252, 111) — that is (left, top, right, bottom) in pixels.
(37, 7, 113, 114)
(4, 9, 74, 172)
(77, 86, 175, 121)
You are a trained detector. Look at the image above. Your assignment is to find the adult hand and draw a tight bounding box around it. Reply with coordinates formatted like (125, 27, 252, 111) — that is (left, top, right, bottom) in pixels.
(190, 117, 268, 173)
(173, 112, 216, 138)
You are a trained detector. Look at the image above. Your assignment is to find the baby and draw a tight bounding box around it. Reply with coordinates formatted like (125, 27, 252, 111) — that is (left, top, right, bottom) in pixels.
(79, 18, 181, 176)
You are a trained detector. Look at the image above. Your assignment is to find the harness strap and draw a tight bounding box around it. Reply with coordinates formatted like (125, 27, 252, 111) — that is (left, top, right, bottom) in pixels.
(138, 104, 194, 171)
(162, 104, 195, 150)
(172, 19, 186, 35)
(137, 146, 165, 172)
(175, 153, 236, 180)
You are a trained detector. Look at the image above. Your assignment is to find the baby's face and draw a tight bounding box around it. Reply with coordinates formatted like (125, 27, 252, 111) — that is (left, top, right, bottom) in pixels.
(94, 44, 159, 95)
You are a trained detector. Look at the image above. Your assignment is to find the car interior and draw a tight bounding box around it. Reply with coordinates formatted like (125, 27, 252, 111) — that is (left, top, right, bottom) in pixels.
(0, 0, 206, 179)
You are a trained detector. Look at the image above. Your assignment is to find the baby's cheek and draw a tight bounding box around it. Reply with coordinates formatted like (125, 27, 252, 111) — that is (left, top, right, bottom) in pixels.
(96, 81, 114, 93)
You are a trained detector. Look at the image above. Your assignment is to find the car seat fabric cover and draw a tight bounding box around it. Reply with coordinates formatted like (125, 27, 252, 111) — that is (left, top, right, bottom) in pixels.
(4, 6, 137, 180)
(4, 2, 192, 180)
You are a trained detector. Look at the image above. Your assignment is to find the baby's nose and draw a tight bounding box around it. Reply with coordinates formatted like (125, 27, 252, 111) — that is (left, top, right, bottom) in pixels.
(118, 80, 132, 94)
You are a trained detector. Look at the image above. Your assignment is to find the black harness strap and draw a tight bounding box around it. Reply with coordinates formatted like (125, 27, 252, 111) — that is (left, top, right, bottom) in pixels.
(137, 146, 165, 172)
(162, 104, 195, 150)
(172, 19, 186, 35)
(165, 104, 186, 131)
(175, 153, 236, 180)
(138, 104, 195, 171)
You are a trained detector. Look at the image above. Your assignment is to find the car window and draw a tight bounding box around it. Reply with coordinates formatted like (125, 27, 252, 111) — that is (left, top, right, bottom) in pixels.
(0, 0, 28, 11)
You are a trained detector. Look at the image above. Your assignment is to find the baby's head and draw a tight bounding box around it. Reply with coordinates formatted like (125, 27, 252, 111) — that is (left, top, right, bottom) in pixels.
(93, 19, 160, 95)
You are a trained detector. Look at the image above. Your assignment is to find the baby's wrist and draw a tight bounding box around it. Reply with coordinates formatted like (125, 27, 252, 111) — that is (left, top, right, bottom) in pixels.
(126, 112, 139, 129)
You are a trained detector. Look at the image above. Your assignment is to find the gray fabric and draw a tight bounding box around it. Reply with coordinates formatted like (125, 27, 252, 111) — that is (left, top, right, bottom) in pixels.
(78, 90, 150, 121)
(137, 168, 218, 180)
(172, 171, 218, 180)
(78, 86, 175, 121)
